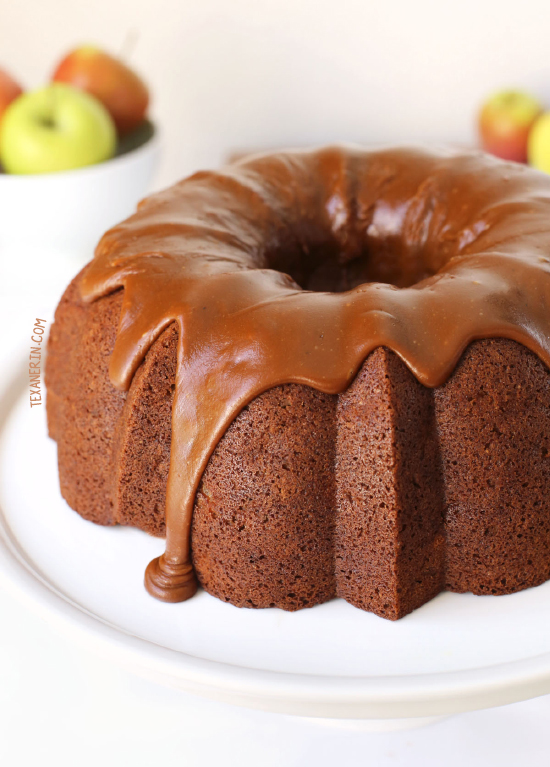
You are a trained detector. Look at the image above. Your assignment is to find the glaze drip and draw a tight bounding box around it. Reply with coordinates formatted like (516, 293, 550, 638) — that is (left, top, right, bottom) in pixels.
(80, 145, 550, 602)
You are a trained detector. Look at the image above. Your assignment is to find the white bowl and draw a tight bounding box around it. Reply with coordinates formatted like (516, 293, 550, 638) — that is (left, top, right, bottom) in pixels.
(0, 124, 160, 259)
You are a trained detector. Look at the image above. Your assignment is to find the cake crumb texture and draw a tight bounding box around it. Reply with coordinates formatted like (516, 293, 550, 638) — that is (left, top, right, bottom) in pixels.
(46, 269, 550, 617)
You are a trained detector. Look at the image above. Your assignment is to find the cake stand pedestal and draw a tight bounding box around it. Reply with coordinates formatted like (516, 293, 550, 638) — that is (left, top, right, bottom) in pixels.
(1, 363, 550, 729)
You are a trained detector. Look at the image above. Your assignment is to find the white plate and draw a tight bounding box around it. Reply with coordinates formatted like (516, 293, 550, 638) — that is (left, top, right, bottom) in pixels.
(2, 365, 550, 722)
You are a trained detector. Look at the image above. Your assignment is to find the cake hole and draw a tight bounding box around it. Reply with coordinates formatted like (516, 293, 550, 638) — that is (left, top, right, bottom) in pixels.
(267, 200, 448, 292)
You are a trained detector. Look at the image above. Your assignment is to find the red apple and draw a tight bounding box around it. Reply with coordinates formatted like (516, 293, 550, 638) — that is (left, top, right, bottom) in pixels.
(52, 45, 149, 135)
(0, 67, 23, 122)
(478, 89, 543, 163)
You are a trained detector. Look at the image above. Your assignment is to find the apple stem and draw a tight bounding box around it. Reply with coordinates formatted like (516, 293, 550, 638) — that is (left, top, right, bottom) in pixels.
(119, 28, 139, 62)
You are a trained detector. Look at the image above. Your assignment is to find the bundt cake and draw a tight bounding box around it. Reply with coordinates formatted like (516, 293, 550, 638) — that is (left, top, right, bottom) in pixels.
(45, 145, 550, 620)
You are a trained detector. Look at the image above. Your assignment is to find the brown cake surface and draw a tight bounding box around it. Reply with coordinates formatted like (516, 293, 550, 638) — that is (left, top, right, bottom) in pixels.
(46, 145, 550, 619)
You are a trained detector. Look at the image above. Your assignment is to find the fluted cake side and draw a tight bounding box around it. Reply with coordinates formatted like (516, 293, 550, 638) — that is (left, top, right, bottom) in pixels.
(46, 266, 550, 619)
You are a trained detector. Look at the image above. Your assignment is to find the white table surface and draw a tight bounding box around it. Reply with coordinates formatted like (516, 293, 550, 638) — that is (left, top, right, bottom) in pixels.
(1, 252, 550, 766)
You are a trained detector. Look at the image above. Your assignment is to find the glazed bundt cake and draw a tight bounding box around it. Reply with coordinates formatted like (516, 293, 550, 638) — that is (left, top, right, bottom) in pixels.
(46, 145, 550, 620)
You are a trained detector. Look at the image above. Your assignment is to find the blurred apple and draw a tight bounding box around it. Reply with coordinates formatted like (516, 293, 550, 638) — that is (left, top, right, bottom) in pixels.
(479, 89, 543, 163)
(528, 113, 550, 174)
(0, 67, 23, 122)
(0, 83, 116, 174)
(52, 46, 149, 135)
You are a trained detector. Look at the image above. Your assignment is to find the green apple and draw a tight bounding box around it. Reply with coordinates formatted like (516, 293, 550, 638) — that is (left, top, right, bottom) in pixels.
(528, 113, 550, 174)
(0, 83, 116, 174)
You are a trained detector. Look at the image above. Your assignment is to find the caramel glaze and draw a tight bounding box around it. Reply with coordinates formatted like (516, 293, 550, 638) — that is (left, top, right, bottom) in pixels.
(80, 145, 550, 602)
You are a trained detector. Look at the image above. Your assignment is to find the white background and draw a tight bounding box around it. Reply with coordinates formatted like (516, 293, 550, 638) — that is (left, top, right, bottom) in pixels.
(3, 1, 550, 764)
(4, 0, 550, 188)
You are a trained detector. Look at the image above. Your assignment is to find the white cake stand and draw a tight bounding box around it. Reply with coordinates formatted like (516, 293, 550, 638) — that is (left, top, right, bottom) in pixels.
(2, 364, 550, 731)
